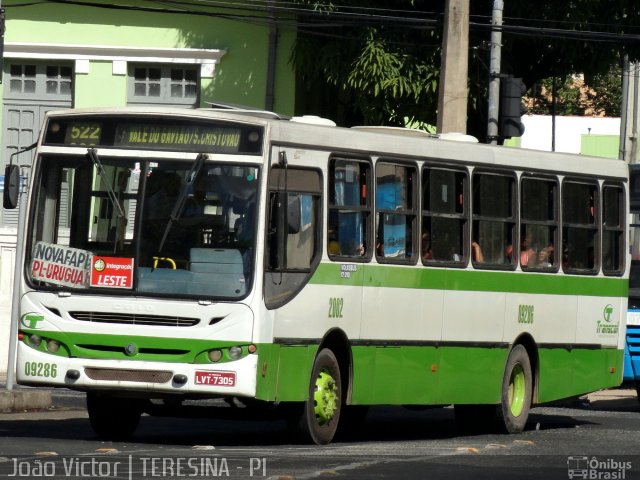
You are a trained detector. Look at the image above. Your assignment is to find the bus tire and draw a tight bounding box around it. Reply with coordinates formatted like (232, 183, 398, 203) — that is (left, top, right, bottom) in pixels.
(295, 348, 342, 445)
(498, 344, 532, 433)
(87, 392, 143, 440)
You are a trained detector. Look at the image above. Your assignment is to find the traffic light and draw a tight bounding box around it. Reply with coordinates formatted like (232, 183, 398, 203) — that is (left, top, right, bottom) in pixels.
(499, 76, 526, 139)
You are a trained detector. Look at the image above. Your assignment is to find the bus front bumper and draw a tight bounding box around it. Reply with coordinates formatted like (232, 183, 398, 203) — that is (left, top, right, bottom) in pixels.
(16, 342, 258, 397)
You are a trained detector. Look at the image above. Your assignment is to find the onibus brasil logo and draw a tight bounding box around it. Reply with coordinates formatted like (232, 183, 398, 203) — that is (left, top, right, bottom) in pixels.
(596, 304, 618, 335)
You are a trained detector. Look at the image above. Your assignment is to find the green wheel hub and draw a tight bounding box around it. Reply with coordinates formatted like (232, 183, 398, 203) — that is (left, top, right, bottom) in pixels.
(313, 370, 338, 425)
(508, 363, 526, 417)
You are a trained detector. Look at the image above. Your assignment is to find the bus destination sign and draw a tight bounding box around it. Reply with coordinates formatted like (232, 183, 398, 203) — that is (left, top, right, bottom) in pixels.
(45, 115, 264, 154)
(114, 123, 242, 153)
(64, 122, 102, 146)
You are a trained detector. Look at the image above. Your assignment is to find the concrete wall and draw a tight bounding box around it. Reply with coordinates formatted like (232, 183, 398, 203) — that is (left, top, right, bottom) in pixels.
(520, 115, 621, 154)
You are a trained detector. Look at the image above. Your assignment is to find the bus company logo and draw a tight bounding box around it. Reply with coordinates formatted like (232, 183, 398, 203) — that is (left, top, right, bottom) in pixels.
(596, 304, 618, 335)
(567, 456, 631, 479)
(93, 258, 106, 272)
(20, 313, 45, 330)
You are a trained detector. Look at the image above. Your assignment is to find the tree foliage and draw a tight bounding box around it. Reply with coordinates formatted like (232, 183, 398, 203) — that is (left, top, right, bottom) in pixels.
(290, 1, 640, 139)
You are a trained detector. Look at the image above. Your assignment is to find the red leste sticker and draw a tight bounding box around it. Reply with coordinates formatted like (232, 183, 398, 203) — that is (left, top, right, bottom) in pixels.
(90, 256, 134, 289)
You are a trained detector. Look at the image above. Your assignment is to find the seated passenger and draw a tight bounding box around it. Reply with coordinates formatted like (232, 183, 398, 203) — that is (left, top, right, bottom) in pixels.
(472, 241, 484, 263)
(421, 232, 433, 261)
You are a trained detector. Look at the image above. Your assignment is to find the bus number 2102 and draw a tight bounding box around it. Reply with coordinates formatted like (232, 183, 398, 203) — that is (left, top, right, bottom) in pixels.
(329, 297, 344, 318)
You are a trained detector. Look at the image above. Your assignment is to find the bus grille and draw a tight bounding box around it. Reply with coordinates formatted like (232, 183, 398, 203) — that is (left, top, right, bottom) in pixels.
(628, 325, 640, 357)
(69, 311, 199, 327)
(84, 368, 173, 383)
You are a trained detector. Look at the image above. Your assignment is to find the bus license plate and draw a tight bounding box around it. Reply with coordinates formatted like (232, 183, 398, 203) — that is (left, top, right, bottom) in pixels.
(194, 370, 236, 387)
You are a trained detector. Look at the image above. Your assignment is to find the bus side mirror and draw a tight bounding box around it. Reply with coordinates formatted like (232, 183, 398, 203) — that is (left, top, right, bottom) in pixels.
(3, 164, 19, 209)
(287, 195, 301, 234)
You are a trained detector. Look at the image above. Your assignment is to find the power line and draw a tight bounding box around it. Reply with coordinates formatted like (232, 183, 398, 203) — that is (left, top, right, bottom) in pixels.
(6, 0, 640, 46)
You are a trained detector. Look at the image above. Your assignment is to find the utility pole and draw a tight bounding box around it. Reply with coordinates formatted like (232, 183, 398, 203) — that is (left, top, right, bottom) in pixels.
(437, 0, 469, 134)
(0, 4, 4, 84)
(620, 59, 640, 164)
(486, 0, 503, 144)
(619, 55, 630, 161)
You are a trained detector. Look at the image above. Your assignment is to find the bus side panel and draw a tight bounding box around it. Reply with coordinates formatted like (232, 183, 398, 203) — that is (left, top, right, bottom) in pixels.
(435, 346, 506, 404)
(254, 343, 278, 401)
(350, 345, 505, 405)
(572, 348, 623, 394)
(350, 345, 441, 405)
(536, 348, 575, 403)
(536, 348, 623, 403)
(254, 343, 317, 402)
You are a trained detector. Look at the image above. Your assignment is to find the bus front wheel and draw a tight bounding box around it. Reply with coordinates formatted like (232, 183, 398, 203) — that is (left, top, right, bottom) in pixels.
(292, 348, 342, 445)
(87, 392, 143, 440)
(498, 344, 532, 433)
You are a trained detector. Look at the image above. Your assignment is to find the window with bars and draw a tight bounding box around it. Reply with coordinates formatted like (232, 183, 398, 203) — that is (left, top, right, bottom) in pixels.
(128, 65, 199, 107)
(6, 63, 73, 99)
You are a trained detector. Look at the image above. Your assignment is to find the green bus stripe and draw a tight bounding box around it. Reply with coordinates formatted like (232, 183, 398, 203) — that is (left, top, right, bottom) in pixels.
(21, 331, 244, 363)
(309, 263, 628, 297)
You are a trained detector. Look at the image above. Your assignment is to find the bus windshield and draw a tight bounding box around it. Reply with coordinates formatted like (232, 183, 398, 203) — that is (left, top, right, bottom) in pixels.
(28, 152, 259, 299)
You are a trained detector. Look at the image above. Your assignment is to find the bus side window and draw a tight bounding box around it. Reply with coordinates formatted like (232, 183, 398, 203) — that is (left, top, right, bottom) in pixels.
(472, 171, 516, 268)
(602, 184, 624, 275)
(520, 177, 558, 271)
(562, 180, 598, 273)
(328, 158, 371, 260)
(375, 161, 416, 263)
(422, 166, 467, 264)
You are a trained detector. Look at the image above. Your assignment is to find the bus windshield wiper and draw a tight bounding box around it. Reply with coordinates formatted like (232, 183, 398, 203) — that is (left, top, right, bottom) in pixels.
(87, 148, 126, 220)
(157, 153, 208, 254)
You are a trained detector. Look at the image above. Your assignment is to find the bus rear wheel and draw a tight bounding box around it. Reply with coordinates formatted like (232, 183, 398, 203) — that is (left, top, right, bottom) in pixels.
(87, 392, 144, 440)
(498, 344, 532, 433)
(293, 348, 342, 445)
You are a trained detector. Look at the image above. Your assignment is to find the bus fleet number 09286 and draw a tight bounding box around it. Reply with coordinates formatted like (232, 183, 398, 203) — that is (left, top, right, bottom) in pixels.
(24, 362, 58, 378)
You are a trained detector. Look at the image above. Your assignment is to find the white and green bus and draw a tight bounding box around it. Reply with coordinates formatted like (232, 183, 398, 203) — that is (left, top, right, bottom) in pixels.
(8, 107, 628, 444)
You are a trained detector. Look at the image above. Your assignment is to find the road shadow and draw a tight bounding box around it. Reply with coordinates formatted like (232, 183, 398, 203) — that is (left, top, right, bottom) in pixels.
(548, 388, 640, 414)
(0, 403, 594, 448)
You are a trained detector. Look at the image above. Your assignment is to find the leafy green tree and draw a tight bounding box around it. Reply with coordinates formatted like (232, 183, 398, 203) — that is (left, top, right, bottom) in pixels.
(290, 1, 640, 138)
(292, 2, 444, 127)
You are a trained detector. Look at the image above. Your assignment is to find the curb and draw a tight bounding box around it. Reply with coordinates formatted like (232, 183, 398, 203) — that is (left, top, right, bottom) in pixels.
(0, 390, 52, 412)
(1, 374, 85, 412)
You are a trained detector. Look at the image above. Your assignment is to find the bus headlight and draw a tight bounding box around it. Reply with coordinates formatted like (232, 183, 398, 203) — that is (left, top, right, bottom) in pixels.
(208, 349, 223, 362)
(46, 340, 61, 353)
(28, 334, 42, 348)
(229, 346, 243, 360)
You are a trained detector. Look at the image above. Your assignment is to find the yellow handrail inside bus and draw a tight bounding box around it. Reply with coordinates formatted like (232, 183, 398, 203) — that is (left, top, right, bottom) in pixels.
(152, 257, 176, 269)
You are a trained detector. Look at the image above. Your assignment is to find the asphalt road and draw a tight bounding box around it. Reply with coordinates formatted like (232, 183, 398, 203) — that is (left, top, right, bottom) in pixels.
(0, 388, 639, 480)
